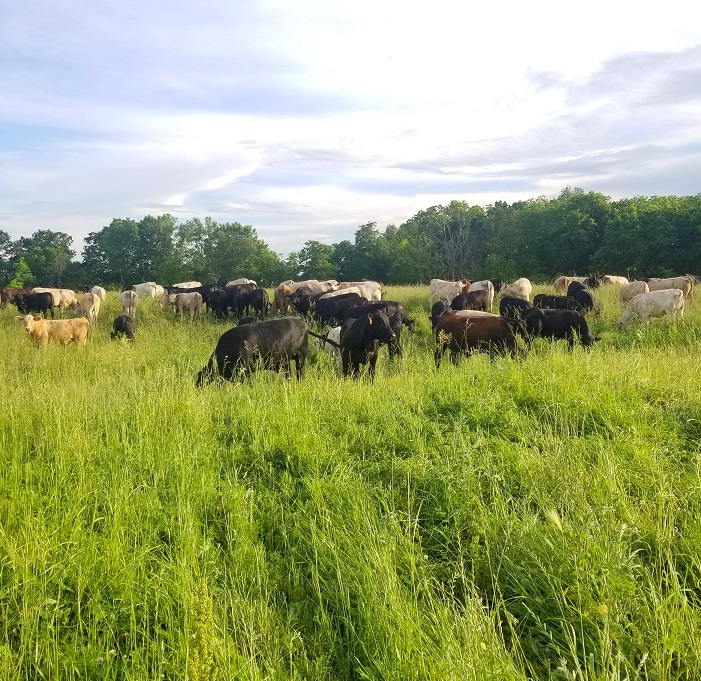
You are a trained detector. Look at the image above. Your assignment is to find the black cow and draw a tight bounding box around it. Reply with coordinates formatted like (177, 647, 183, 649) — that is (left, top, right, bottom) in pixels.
(340, 311, 396, 379)
(523, 309, 598, 348)
(572, 288, 596, 313)
(489, 278, 504, 294)
(315, 293, 367, 325)
(246, 288, 269, 319)
(387, 313, 405, 359)
(566, 281, 587, 297)
(225, 283, 256, 317)
(197, 316, 309, 386)
(342, 301, 415, 331)
(110, 315, 135, 341)
(429, 301, 452, 330)
(450, 289, 490, 312)
(209, 289, 230, 318)
(585, 275, 601, 289)
(237, 316, 257, 326)
(533, 294, 583, 311)
(13, 292, 55, 318)
(499, 295, 532, 319)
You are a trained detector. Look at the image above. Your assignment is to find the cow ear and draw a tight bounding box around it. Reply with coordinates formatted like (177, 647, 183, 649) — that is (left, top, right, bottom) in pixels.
(34, 316, 42, 321)
(15, 316, 23, 322)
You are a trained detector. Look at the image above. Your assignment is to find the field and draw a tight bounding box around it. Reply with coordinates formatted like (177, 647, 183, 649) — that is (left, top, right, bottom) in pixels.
(1, 285, 700, 680)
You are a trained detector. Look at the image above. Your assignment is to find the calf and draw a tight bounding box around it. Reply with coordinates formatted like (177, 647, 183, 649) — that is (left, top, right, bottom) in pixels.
(174, 292, 203, 321)
(524, 308, 598, 348)
(197, 316, 309, 385)
(16, 314, 90, 348)
(340, 311, 396, 379)
(434, 314, 525, 366)
(111, 315, 135, 341)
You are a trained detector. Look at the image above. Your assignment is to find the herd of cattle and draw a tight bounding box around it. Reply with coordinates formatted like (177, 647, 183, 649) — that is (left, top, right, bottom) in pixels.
(1, 272, 697, 383)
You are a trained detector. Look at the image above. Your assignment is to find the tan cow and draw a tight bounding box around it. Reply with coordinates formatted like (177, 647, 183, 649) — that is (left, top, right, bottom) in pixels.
(272, 284, 293, 314)
(619, 281, 649, 303)
(119, 290, 138, 318)
(174, 292, 203, 321)
(77, 292, 101, 325)
(554, 276, 570, 294)
(646, 276, 693, 298)
(16, 314, 90, 347)
(601, 275, 629, 286)
(617, 289, 685, 328)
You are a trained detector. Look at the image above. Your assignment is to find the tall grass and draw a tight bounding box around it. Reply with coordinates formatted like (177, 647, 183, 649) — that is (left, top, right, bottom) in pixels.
(0, 285, 700, 679)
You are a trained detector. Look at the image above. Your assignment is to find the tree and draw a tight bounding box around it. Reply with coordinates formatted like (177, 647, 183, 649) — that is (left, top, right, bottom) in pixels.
(82, 219, 140, 285)
(11, 229, 75, 286)
(8, 257, 34, 288)
(298, 241, 337, 280)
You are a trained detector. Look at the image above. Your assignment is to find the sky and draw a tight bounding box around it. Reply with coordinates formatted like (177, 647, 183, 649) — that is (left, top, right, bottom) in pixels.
(1, 0, 700, 257)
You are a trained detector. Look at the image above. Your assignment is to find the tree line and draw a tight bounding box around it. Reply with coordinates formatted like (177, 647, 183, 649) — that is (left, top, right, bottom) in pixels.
(2, 187, 700, 290)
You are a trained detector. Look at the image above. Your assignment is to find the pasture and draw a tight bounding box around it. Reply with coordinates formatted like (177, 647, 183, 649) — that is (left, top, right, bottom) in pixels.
(1, 284, 700, 680)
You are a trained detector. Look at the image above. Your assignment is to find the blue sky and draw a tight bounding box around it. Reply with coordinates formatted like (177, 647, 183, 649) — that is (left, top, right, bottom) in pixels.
(1, 0, 700, 256)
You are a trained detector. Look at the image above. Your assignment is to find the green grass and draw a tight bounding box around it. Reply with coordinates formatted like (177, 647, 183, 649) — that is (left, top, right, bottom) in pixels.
(1, 285, 700, 679)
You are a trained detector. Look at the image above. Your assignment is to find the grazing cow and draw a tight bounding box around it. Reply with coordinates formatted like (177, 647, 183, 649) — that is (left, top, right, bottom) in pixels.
(467, 280, 495, 311)
(434, 314, 526, 366)
(174, 292, 203, 321)
(585, 275, 601, 289)
(324, 326, 343, 370)
(209, 289, 230, 318)
(429, 278, 471, 305)
(646, 276, 693, 298)
(451, 288, 491, 312)
(601, 275, 629, 286)
(500, 295, 533, 319)
(685, 274, 701, 285)
(16, 314, 90, 348)
(566, 280, 587, 298)
(315, 293, 367, 326)
(524, 309, 598, 348)
(90, 286, 107, 302)
(620, 281, 650, 303)
(77, 292, 101, 325)
(554, 276, 570, 294)
(617, 289, 685, 328)
(111, 315, 135, 341)
(499, 278, 532, 301)
(246, 288, 269, 319)
(534, 294, 583, 311)
(13, 292, 55, 318)
(196, 316, 309, 385)
(429, 301, 453, 330)
(572, 288, 596, 313)
(130, 282, 158, 299)
(119, 290, 138, 318)
(340, 311, 396, 379)
(342, 301, 415, 331)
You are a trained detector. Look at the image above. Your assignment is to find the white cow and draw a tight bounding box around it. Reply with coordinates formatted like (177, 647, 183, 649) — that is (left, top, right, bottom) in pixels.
(317, 286, 370, 302)
(131, 282, 158, 299)
(77, 293, 101, 325)
(119, 290, 138, 318)
(90, 286, 107, 302)
(429, 279, 470, 305)
(554, 276, 570, 294)
(617, 289, 685, 328)
(32, 288, 78, 312)
(619, 281, 649, 304)
(154, 284, 165, 299)
(172, 281, 202, 289)
(601, 275, 629, 286)
(339, 281, 381, 298)
(161, 290, 175, 310)
(466, 280, 495, 311)
(226, 278, 257, 287)
(499, 278, 532, 302)
(646, 276, 693, 298)
(324, 326, 343, 371)
(174, 292, 203, 321)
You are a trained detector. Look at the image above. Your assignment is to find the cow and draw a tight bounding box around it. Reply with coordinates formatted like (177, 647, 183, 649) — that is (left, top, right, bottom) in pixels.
(16, 314, 90, 348)
(110, 315, 135, 341)
(534, 294, 583, 311)
(196, 316, 309, 385)
(341, 301, 415, 331)
(339, 311, 396, 379)
(434, 314, 526, 366)
(450, 289, 491, 313)
(246, 288, 269, 319)
(466, 280, 495, 311)
(237, 316, 257, 326)
(130, 282, 158, 299)
(209, 289, 230, 318)
(119, 290, 138, 318)
(226, 278, 257, 287)
(272, 284, 293, 314)
(617, 289, 685, 328)
(13, 292, 55, 318)
(174, 292, 203, 321)
(620, 281, 650, 303)
(499, 278, 532, 301)
(77, 292, 101, 325)
(489, 279, 503, 294)
(226, 283, 257, 317)
(429, 301, 453, 330)
(1, 288, 31, 309)
(566, 280, 587, 298)
(646, 276, 693, 298)
(172, 281, 202, 289)
(523, 308, 598, 348)
(571, 288, 596, 313)
(338, 281, 382, 301)
(585, 275, 601, 289)
(90, 286, 107, 302)
(324, 326, 343, 371)
(315, 293, 367, 326)
(601, 275, 629, 286)
(554, 276, 570, 294)
(32, 288, 77, 313)
(500, 295, 533, 319)
(428, 278, 471, 305)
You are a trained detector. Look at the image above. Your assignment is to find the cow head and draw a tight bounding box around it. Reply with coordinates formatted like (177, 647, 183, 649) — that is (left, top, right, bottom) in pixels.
(15, 314, 40, 332)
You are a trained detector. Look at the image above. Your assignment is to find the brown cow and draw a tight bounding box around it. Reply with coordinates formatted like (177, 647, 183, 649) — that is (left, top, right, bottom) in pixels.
(1, 287, 31, 309)
(434, 314, 526, 367)
(450, 289, 490, 312)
